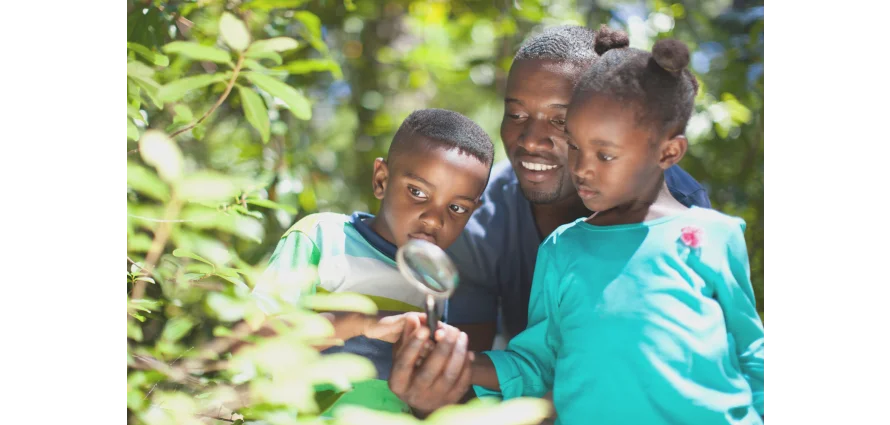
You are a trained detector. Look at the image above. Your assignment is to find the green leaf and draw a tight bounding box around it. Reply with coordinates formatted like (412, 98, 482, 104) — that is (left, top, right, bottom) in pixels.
(127, 104, 144, 122)
(299, 187, 317, 211)
(172, 248, 214, 266)
(173, 104, 194, 123)
(127, 60, 155, 79)
(238, 86, 270, 143)
(207, 292, 247, 322)
(230, 204, 264, 219)
(128, 78, 141, 103)
(192, 123, 207, 141)
(213, 326, 234, 337)
(333, 406, 420, 425)
(243, 58, 268, 71)
(302, 293, 377, 315)
(245, 198, 297, 214)
(128, 233, 153, 252)
(128, 65, 163, 109)
(180, 206, 265, 243)
(129, 298, 161, 311)
(139, 131, 183, 183)
(294, 11, 326, 53)
(276, 59, 340, 77)
(128, 320, 144, 342)
(215, 267, 240, 278)
(135, 276, 156, 284)
(244, 51, 283, 65)
(220, 13, 251, 52)
(162, 41, 232, 63)
(127, 42, 170, 67)
(244, 72, 312, 120)
(176, 171, 241, 202)
(247, 37, 299, 54)
(161, 317, 196, 342)
(308, 353, 377, 388)
(240, 0, 310, 11)
(130, 76, 163, 109)
(158, 73, 230, 104)
(128, 118, 139, 141)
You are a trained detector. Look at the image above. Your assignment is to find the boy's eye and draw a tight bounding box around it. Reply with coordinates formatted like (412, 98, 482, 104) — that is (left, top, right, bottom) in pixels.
(551, 118, 566, 127)
(567, 142, 579, 151)
(450, 204, 468, 214)
(506, 113, 526, 121)
(598, 153, 616, 161)
(408, 187, 428, 199)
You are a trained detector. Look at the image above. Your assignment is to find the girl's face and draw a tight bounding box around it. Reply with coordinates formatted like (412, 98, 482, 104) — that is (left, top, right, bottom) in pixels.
(565, 94, 681, 213)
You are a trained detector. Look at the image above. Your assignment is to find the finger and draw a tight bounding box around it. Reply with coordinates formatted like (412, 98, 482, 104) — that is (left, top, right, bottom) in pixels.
(394, 314, 421, 352)
(445, 351, 473, 403)
(389, 326, 429, 395)
(430, 331, 468, 396)
(442, 332, 469, 384)
(413, 326, 460, 389)
(415, 340, 433, 367)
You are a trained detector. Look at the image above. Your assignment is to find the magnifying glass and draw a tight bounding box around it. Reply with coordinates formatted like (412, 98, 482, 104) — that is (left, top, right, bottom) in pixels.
(395, 238, 459, 341)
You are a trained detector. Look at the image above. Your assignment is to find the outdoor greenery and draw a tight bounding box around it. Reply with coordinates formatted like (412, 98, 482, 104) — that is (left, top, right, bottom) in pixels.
(126, 0, 763, 423)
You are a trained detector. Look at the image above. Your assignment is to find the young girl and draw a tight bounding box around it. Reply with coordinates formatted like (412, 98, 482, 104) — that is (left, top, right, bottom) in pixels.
(468, 32, 765, 424)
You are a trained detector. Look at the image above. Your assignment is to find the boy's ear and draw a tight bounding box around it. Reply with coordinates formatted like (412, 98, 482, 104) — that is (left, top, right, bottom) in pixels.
(657, 135, 688, 170)
(372, 157, 389, 200)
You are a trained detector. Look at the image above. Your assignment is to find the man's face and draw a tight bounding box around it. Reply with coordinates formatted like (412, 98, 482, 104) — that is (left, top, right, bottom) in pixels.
(500, 59, 581, 204)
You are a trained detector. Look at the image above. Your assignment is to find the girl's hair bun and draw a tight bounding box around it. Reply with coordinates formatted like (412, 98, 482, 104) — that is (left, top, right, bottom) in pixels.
(593, 24, 630, 56)
(651, 38, 690, 73)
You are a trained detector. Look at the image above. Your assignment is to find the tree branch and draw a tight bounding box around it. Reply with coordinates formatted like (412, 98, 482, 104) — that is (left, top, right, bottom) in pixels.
(132, 199, 183, 299)
(170, 54, 245, 139)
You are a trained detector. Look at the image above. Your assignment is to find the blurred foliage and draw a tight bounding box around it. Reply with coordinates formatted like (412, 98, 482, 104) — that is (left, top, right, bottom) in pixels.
(127, 0, 763, 423)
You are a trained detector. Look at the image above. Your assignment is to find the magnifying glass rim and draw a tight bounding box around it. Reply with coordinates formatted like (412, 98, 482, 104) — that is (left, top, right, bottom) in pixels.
(395, 238, 458, 297)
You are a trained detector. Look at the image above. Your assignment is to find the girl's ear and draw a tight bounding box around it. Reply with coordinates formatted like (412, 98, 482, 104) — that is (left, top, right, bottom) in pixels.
(657, 135, 688, 170)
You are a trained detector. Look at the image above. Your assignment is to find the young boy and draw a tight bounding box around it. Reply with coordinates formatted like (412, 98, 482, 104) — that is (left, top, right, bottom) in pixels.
(251, 108, 495, 415)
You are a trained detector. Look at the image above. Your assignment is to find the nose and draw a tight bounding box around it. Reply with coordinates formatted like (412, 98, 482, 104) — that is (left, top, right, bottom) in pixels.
(569, 149, 593, 181)
(517, 117, 556, 154)
(419, 207, 445, 232)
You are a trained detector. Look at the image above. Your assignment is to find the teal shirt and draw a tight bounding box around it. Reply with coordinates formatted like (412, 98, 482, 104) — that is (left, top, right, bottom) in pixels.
(474, 207, 764, 425)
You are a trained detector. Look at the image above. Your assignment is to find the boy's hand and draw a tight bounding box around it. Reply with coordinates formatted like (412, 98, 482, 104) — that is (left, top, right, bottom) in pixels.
(362, 312, 426, 343)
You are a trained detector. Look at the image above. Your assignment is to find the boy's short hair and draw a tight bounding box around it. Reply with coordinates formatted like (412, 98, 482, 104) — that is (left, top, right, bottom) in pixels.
(388, 108, 495, 168)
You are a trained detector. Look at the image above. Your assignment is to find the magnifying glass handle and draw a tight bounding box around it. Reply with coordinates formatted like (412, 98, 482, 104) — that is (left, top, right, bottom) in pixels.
(425, 295, 437, 342)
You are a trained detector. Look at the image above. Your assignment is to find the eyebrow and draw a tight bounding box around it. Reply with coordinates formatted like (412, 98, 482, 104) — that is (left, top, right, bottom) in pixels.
(564, 130, 618, 147)
(505, 98, 569, 110)
(405, 172, 477, 202)
(591, 139, 619, 147)
(404, 172, 435, 190)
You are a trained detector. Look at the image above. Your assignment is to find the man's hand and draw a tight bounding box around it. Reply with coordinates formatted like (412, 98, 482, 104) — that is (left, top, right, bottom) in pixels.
(388, 314, 474, 417)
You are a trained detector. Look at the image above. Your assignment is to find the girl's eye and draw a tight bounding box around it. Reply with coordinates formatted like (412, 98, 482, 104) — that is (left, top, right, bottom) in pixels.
(551, 118, 566, 127)
(450, 204, 468, 214)
(409, 187, 428, 198)
(598, 153, 616, 161)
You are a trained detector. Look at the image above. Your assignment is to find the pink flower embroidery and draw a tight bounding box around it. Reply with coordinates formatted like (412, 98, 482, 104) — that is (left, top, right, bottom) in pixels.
(680, 226, 704, 249)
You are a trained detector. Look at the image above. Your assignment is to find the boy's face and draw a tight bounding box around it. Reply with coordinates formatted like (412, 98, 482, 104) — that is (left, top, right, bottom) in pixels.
(500, 58, 581, 205)
(565, 95, 685, 213)
(372, 139, 489, 250)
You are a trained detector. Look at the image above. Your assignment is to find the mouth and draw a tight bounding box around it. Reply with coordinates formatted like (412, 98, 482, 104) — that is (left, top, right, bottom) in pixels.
(515, 158, 560, 183)
(408, 233, 437, 244)
(574, 182, 599, 200)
